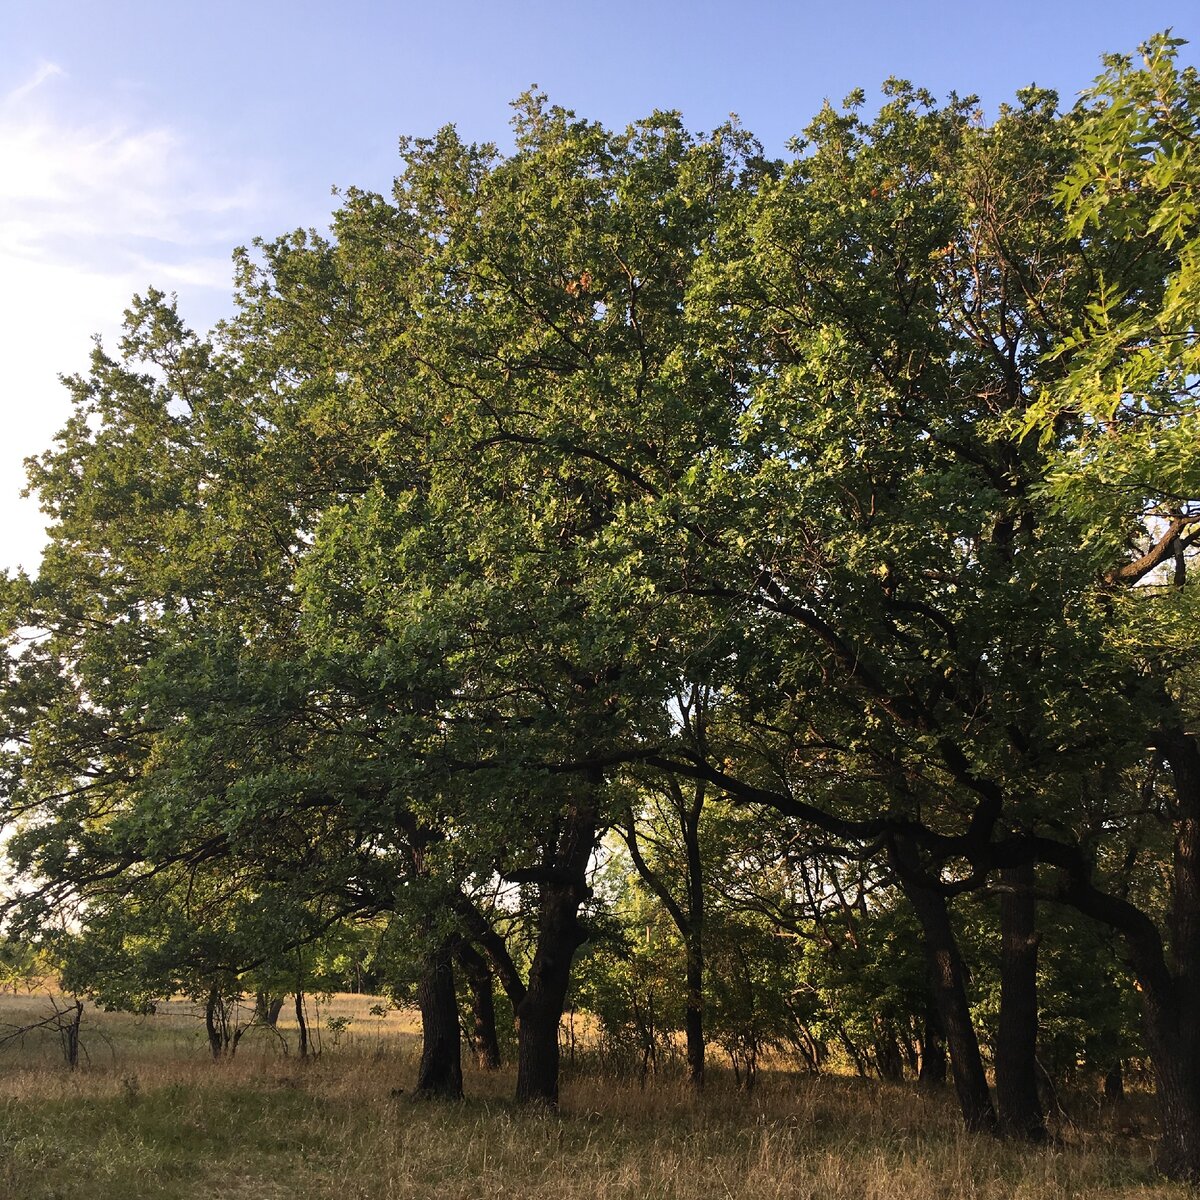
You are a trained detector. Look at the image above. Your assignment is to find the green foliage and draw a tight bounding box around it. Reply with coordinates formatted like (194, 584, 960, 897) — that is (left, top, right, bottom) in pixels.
(2, 35, 1199, 1134)
(0, 935, 50, 993)
(571, 896, 686, 1076)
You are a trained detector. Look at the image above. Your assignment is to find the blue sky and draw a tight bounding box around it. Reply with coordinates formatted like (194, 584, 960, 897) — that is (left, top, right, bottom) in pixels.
(1, 1, 1194, 570)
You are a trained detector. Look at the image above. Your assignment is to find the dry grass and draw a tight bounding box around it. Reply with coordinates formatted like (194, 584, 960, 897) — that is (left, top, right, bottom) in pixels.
(0, 991, 1186, 1199)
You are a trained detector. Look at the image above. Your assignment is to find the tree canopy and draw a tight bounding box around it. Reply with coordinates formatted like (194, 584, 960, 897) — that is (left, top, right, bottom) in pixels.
(3, 30, 1200, 1182)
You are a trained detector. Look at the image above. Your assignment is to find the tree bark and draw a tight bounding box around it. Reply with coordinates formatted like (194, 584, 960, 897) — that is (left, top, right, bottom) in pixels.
(416, 939, 464, 1099)
(1052, 822, 1200, 1180)
(294, 992, 309, 1059)
(875, 1020, 905, 1081)
(59, 999, 83, 1070)
(1139, 979, 1200, 1180)
(451, 802, 598, 1105)
(684, 934, 705, 1089)
(255, 991, 285, 1028)
(918, 999, 948, 1088)
(682, 783, 706, 1090)
(996, 862, 1046, 1141)
(514, 804, 597, 1105)
(1145, 731, 1200, 1180)
(205, 986, 224, 1060)
(515, 879, 589, 1104)
(455, 940, 502, 1070)
(894, 844, 996, 1133)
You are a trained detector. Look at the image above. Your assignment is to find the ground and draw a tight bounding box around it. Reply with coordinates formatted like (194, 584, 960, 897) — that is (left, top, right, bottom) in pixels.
(0, 990, 1185, 1199)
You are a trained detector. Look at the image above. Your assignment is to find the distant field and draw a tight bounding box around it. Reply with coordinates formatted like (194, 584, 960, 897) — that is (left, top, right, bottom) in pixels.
(0, 991, 1184, 1199)
(0, 988, 424, 1069)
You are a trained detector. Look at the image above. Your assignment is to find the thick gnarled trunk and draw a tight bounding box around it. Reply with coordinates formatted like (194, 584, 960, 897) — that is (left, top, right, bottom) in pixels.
(515, 877, 590, 1104)
(453, 801, 598, 1105)
(514, 803, 597, 1105)
(1140, 991, 1200, 1180)
(416, 939, 464, 1099)
(895, 844, 996, 1134)
(996, 862, 1046, 1141)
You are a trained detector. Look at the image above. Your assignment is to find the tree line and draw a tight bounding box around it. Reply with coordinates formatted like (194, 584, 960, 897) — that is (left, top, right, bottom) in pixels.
(2, 32, 1199, 1180)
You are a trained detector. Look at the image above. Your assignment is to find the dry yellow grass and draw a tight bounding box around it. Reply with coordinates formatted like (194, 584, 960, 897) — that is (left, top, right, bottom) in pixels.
(0, 991, 1187, 1199)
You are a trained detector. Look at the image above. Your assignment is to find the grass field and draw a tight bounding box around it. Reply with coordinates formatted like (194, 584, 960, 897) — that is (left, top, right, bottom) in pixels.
(0, 990, 1186, 1199)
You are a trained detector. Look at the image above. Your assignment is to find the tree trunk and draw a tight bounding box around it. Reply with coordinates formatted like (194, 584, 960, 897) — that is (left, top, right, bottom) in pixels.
(205, 986, 224, 1060)
(513, 801, 597, 1105)
(1139, 981, 1200, 1181)
(455, 940, 501, 1070)
(682, 786, 706, 1090)
(622, 776, 707, 1090)
(896, 846, 996, 1134)
(515, 878, 589, 1104)
(294, 992, 308, 1060)
(919, 997, 948, 1088)
(1149, 732, 1200, 1180)
(875, 1021, 905, 1081)
(255, 991, 285, 1028)
(58, 999, 83, 1070)
(1058, 828, 1200, 1180)
(684, 935, 705, 1089)
(416, 939, 464, 1099)
(515, 998, 562, 1102)
(1036, 730, 1200, 1179)
(996, 862, 1046, 1141)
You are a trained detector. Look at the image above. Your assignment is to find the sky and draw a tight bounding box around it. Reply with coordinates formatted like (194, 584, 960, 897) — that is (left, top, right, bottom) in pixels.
(1, 0, 1195, 572)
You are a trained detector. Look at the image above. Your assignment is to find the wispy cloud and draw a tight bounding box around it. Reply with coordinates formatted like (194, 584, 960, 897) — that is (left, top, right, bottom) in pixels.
(0, 64, 265, 271)
(0, 62, 270, 573)
(2, 61, 64, 107)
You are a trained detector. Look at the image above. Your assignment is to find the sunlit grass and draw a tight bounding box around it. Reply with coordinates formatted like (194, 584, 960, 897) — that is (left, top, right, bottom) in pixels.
(0, 991, 1184, 1199)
